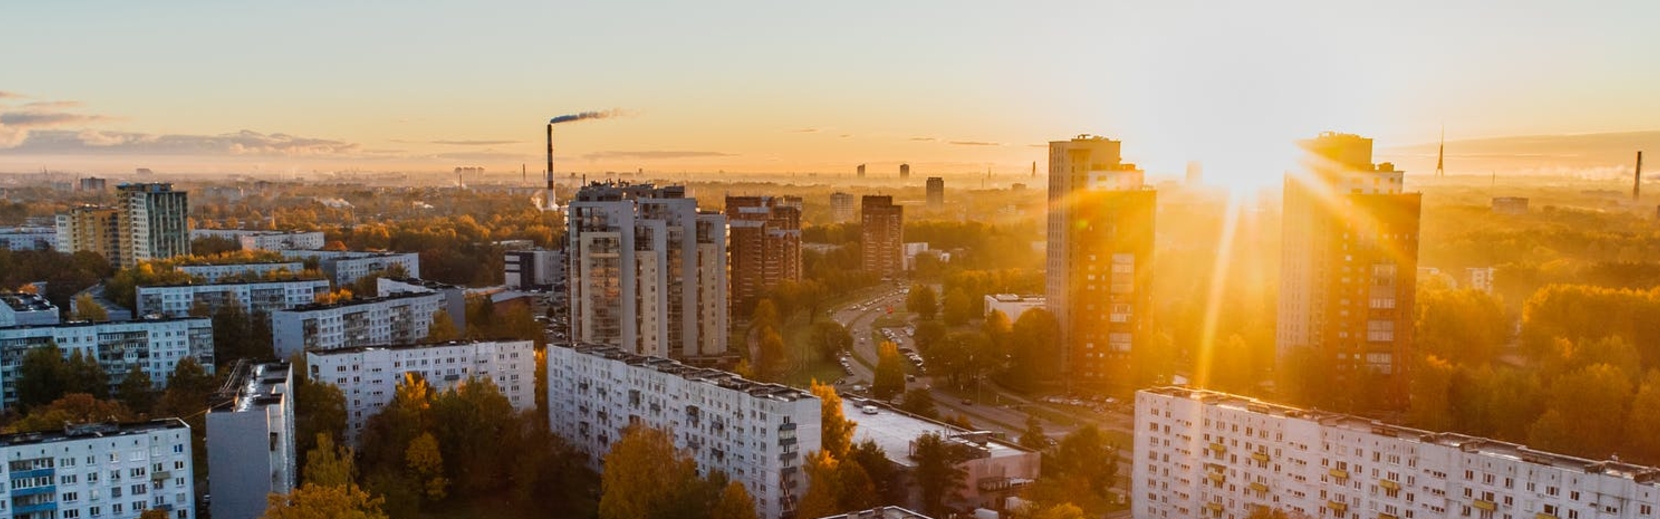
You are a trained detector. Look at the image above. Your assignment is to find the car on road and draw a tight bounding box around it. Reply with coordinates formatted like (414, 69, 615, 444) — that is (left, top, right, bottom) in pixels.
(861, 405, 879, 415)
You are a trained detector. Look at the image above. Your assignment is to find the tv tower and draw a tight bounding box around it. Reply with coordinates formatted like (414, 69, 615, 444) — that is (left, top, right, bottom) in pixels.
(1436, 126, 1446, 178)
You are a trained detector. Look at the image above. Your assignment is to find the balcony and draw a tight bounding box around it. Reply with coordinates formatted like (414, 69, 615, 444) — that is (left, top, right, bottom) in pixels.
(1251, 451, 1270, 462)
(1536, 514, 1559, 519)
(1474, 499, 1496, 511)
(1204, 503, 1224, 514)
(1327, 501, 1347, 513)
(1248, 482, 1268, 492)
(1208, 443, 1226, 453)
(1206, 472, 1225, 483)
(1379, 479, 1399, 490)
(1328, 468, 1349, 479)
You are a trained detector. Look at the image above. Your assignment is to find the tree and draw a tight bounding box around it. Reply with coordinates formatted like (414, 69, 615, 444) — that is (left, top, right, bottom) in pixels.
(1047, 426, 1118, 499)
(16, 344, 69, 410)
(405, 432, 449, 502)
(872, 342, 906, 400)
(597, 424, 703, 519)
(426, 310, 461, 342)
(913, 432, 968, 518)
(811, 381, 855, 458)
(982, 310, 1012, 354)
(11, 394, 134, 433)
(757, 328, 788, 382)
(808, 321, 853, 362)
(295, 377, 347, 478)
(731, 358, 756, 379)
(797, 451, 843, 519)
(261, 483, 388, 519)
(1013, 503, 1087, 519)
(73, 293, 108, 321)
(1417, 288, 1507, 366)
(63, 350, 109, 398)
(942, 287, 977, 326)
(710, 481, 760, 519)
(1005, 308, 1061, 390)
(139, 509, 170, 519)
(158, 357, 214, 415)
(1624, 370, 1660, 464)
(304, 433, 358, 488)
(1408, 355, 1456, 431)
(849, 439, 902, 505)
(913, 320, 948, 354)
(1019, 415, 1049, 451)
(430, 378, 516, 495)
(1527, 363, 1634, 459)
(899, 388, 938, 419)
(907, 284, 939, 320)
(116, 365, 156, 415)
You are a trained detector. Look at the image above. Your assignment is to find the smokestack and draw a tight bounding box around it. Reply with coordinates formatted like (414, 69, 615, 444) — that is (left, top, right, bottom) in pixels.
(546, 124, 556, 210)
(1637, 151, 1646, 201)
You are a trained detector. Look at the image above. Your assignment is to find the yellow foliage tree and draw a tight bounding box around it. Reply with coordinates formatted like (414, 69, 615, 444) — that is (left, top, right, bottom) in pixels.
(261, 483, 387, 519)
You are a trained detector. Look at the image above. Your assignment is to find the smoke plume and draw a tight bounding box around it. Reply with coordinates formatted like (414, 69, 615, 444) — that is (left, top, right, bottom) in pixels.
(549, 110, 621, 125)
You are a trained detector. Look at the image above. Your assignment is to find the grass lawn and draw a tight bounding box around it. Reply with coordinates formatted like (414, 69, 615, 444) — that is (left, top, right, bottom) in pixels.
(779, 313, 849, 387)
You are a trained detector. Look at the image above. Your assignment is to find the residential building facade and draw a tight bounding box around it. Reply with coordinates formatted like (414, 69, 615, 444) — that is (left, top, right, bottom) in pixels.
(0, 228, 55, 251)
(0, 317, 214, 412)
(1045, 135, 1157, 386)
(55, 207, 122, 266)
(270, 292, 441, 359)
(1277, 132, 1421, 407)
(306, 340, 535, 443)
(726, 195, 803, 317)
(1, 292, 58, 327)
(565, 182, 727, 359)
(277, 250, 421, 287)
(830, 192, 856, 223)
(375, 277, 466, 333)
(135, 278, 331, 318)
(860, 195, 904, 279)
(0, 420, 197, 519)
(189, 230, 325, 251)
(174, 262, 306, 283)
(206, 362, 296, 519)
(547, 344, 820, 519)
(1134, 387, 1660, 519)
(116, 183, 191, 268)
(503, 249, 563, 289)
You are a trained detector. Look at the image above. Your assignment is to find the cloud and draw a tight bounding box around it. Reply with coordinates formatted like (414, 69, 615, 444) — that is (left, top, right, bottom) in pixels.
(909, 137, 937, 142)
(429, 139, 520, 146)
(579, 150, 736, 160)
(0, 111, 107, 127)
(0, 91, 22, 99)
(21, 100, 81, 110)
(0, 129, 361, 156)
(839, 134, 851, 138)
(792, 128, 820, 133)
(948, 140, 1000, 146)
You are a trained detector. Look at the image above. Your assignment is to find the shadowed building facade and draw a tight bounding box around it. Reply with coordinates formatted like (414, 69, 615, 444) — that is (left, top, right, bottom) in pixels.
(726, 195, 802, 318)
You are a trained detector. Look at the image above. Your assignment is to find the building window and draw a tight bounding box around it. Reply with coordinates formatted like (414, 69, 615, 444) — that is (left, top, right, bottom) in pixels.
(1367, 320, 1394, 342)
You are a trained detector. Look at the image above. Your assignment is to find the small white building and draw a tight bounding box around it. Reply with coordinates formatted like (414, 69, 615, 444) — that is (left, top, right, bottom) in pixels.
(1134, 387, 1660, 519)
(278, 250, 421, 287)
(207, 362, 296, 519)
(135, 278, 332, 318)
(845, 400, 1040, 512)
(0, 317, 214, 412)
(306, 340, 536, 443)
(0, 419, 197, 519)
(175, 262, 306, 283)
(981, 294, 1045, 322)
(190, 229, 326, 251)
(270, 292, 441, 359)
(547, 343, 820, 519)
(504, 249, 562, 289)
(0, 292, 59, 327)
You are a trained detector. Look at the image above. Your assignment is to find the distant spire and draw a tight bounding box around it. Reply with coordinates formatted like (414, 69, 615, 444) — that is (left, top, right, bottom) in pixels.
(1436, 126, 1446, 178)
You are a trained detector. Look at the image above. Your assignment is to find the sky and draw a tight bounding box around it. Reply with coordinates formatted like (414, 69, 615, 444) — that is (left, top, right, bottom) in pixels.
(3, 1, 1658, 181)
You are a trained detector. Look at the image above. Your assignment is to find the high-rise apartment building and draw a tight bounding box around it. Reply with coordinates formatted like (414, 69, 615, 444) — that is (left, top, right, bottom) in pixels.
(207, 362, 296, 519)
(1045, 135, 1156, 386)
(566, 182, 727, 359)
(857, 164, 866, 178)
(860, 195, 904, 279)
(925, 177, 944, 208)
(116, 183, 190, 268)
(726, 195, 803, 317)
(546, 343, 820, 519)
(0, 420, 197, 519)
(55, 206, 121, 265)
(1134, 387, 1660, 519)
(1277, 132, 1420, 406)
(830, 192, 856, 223)
(900, 163, 911, 179)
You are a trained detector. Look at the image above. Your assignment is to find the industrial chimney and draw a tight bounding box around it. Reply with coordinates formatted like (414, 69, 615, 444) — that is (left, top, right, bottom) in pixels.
(545, 124, 557, 211)
(1636, 151, 1645, 202)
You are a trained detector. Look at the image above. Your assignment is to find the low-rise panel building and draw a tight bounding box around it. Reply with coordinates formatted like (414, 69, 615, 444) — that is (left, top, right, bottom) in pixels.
(270, 292, 441, 359)
(0, 292, 59, 327)
(136, 278, 332, 318)
(0, 317, 213, 412)
(0, 227, 55, 251)
(278, 250, 421, 287)
(190, 229, 326, 251)
(175, 262, 306, 283)
(0, 419, 197, 519)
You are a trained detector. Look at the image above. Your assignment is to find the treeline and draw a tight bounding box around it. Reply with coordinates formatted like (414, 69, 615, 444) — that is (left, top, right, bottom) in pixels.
(0, 249, 112, 310)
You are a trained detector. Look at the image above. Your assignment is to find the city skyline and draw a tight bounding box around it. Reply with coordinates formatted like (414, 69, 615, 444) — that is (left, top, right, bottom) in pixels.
(3, 1, 1659, 182)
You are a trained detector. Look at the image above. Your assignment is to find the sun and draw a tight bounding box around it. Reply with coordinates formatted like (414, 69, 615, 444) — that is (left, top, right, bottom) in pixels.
(1188, 133, 1303, 197)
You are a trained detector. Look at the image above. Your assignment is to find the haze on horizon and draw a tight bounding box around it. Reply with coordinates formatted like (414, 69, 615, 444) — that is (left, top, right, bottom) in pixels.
(3, 0, 1658, 181)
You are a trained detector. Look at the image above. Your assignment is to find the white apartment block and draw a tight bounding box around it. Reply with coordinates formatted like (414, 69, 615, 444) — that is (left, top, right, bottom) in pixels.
(547, 344, 819, 519)
(278, 250, 420, 287)
(0, 228, 55, 251)
(206, 362, 295, 519)
(175, 262, 306, 283)
(270, 292, 440, 359)
(0, 419, 197, 519)
(135, 278, 331, 318)
(982, 294, 1044, 323)
(375, 278, 466, 332)
(1134, 387, 1660, 519)
(566, 183, 727, 359)
(0, 318, 214, 412)
(1, 293, 59, 327)
(189, 230, 325, 251)
(306, 340, 535, 444)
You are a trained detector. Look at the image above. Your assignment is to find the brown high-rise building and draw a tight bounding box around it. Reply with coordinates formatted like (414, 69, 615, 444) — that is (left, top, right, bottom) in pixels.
(1278, 132, 1421, 409)
(899, 163, 911, 179)
(54, 206, 122, 265)
(1045, 135, 1156, 388)
(860, 195, 904, 279)
(829, 192, 855, 223)
(725, 195, 803, 317)
(925, 177, 944, 208)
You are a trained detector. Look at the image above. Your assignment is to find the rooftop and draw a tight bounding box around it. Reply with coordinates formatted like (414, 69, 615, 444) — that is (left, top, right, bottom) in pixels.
(381, 277, 459, 290)
(564, 343, 813, 403)
(212, 361, 291, 413)
(815, 507, 934, 519)
(307, 339, 532, 356)
(1143, 386, 1660, 484)
(281, 291, 437, 312)
(842, 399, 1033, 469)
(1, 292, 55, 313)
(0, 315, 207, 332)
(0, 418, 189, 447)
(139, 275, 327, 289)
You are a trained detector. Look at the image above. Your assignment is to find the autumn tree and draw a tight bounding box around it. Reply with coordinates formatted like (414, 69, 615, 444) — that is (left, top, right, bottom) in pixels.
(426, 310, 461, 342)
(597, 425, 703, 519)
(116, 365, 156, 415)
(304, 433, 358, 488)
(872, 342, 906, 400)
(913, 432, 968, 518)
(1527, 363, 1634, 459)
(261, 483, 388, 519)
(812, 380, 855, 458)
(11, 394, 134, 433)
(808, 321, 853, 362)
(710, 481, 760, 519)
(1407, 355, 1456, 431)
(1624, 371, 1660, 464)
(899, 388, 938, 419)
(756, 328, 789, 382)
(73, 293, 108, 321)
(941, 287, 977, 326)
(907, 284, 939, 320)
(1417, 287, 1507, 366)
(405, 432, 449, 502)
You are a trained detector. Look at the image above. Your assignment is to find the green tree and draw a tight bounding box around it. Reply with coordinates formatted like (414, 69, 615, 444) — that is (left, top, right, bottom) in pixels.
(1019, 415, 1049, 451)
(1005, 308, 1061, 390)
(16, 343, 69, 410)
(872, 342, 907, 400)
(913, 320, 948, 354)
(1047, 425, 1119, 499)
(261, 483, 387, 519)
(64, 350, 109, 398)
(913, 432, 968, 518)
(899, 388, 938, 419)
(907, 284, 939, 320)
(849, 439, 902, 505)
(1408, 355, 1456, 431)
(115, 365, 156, 415)
(942, 287, 977, 326)
(1417, 288, 1507, 365)
(430, 379, 517, 495)
(981, 309, 1012, 354)
(294, 376, 347, 478)
(808, 321, 854, 362)
(11, 393, 134, 433)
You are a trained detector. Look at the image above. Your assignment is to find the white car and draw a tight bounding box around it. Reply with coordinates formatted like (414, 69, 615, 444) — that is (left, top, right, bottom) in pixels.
(861, 405, 879, 415)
